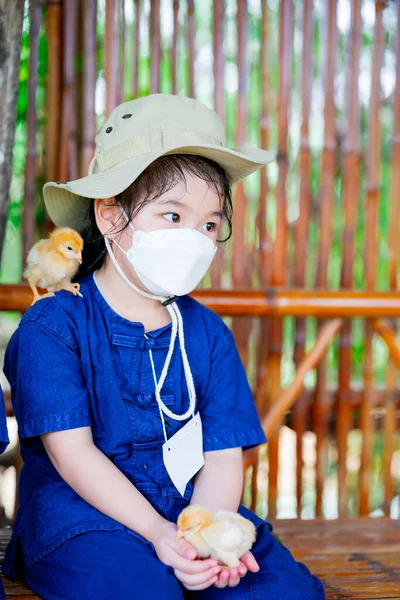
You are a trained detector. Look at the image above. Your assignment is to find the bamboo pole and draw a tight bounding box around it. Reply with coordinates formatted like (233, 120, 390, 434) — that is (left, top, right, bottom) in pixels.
(117, 0, 126, 104)
(258, 0, 271, 289)
(211, 0, 225, 287)
(187, 0, 195, 97)
(263, 319, 343, 438)
(371, 319, 400, 370)
(313, 0, 337, 518)
(5, 283, 400, 316)
(149, 0, 161, 94)
(383, 0, 400, 516)
(171, 0, 179, 94)
(133, 0, 141, 98)
(360, 0, 386, 517)
(0, 0, 25, 262)
(44, 0, 62, 184)
(253, 0, 272, 512)
(232, 0, 250, 371)
(81, 0, 97, 177)
(266, 0, 293, 519)
(59, 0, 79, 182)
(337, 0, 362, 518)
(105, 0, 118, 116)
(292, 0, 313, 517)
(22, 0, 41, 267)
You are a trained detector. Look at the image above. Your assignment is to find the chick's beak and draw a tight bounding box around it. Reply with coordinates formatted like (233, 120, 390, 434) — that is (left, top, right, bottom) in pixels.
(76, 252, 82, 264)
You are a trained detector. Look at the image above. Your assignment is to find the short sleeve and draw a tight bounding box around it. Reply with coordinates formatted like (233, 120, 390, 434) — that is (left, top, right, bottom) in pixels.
(3, 320, 91, 440)
(0, 386, 10, 453)
(199, 326, 267, 452)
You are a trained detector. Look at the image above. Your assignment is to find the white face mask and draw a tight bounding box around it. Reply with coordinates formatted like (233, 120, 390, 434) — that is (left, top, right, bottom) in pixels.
(112, 206, 218, 297)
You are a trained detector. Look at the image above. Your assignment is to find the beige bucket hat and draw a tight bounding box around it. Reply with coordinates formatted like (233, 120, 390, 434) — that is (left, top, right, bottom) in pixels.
(43, 93, 275, 232)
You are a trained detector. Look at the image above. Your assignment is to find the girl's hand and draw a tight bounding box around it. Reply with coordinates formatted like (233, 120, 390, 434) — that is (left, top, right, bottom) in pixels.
(213, 551, 260, 589)
(150, 520, 222, 591)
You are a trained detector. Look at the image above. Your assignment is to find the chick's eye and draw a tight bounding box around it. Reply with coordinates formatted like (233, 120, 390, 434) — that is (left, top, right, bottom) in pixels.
(203, 222, 216, 232)
(164, 213, 180, 224)
(66, 245, 73, 251)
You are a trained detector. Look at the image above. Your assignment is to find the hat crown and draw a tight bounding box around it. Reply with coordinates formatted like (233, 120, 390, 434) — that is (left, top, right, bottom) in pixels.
(43, 92, 275, 232)
(94, 94, 226, 158)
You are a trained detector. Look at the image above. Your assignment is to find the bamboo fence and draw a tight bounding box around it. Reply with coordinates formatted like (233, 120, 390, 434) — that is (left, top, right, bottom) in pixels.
(1, 0, 400, 520)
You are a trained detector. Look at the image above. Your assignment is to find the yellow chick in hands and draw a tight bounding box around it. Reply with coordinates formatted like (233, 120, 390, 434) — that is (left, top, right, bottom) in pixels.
(24, 227, 84, 306)
(177, 505, 256, 568)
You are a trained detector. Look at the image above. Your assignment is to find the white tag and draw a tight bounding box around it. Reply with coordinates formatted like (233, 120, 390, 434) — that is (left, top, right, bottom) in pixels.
(162, 412, 204, 496)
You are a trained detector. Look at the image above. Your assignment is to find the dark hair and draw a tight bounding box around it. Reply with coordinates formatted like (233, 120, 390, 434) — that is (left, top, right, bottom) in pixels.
(74, 154, 233, 279)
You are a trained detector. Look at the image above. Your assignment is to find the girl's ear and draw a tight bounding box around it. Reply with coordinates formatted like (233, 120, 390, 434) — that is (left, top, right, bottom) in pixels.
(94, 198, 122, 237)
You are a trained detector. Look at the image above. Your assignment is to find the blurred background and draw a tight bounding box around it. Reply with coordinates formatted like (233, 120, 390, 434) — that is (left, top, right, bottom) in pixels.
(0, 0, 399, 526)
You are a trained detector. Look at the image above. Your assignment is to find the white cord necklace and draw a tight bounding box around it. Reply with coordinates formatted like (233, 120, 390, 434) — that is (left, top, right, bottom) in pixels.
(103, 237, 197, 422)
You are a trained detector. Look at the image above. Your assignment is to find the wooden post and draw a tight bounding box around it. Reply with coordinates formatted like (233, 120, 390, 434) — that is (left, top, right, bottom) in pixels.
(0, 0, 25, 263)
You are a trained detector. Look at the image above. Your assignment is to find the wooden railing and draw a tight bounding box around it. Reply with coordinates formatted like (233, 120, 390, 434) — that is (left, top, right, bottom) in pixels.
(2, 282, 400, 519)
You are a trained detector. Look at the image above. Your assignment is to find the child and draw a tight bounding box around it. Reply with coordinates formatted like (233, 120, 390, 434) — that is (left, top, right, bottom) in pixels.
(2, 94, 325, 599)
(0, 386, 10, 600)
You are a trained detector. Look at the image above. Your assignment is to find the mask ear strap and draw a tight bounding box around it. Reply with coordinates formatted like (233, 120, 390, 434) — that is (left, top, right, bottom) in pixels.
(119, 204, 135, 233)
(111, 237, 128, 256)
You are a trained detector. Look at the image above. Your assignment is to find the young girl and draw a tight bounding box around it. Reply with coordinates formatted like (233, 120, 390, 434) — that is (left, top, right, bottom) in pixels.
(2, 94, 325, 599)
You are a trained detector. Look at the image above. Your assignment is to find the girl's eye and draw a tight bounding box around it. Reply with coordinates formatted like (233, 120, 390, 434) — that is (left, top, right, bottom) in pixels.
(203, 222, 216, 232)
(164, 213, 180, 223)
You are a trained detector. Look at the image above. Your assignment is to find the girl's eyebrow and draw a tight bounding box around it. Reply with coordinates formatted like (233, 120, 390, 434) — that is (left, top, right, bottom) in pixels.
(209, 210, 223, 219)
(156, 198, 223, 219)
(156, 198, 187, 208)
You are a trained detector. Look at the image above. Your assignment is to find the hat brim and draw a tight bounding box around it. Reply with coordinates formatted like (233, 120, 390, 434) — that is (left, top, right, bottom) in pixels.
(43, 142, 275, 232)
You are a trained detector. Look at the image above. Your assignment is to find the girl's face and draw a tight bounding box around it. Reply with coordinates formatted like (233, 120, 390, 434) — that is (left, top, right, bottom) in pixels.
(96, 171, 223, 288)
(129, 171, 223, 243)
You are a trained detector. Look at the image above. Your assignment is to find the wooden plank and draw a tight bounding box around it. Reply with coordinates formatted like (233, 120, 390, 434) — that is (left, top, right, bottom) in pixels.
(271, 519, 400, 598)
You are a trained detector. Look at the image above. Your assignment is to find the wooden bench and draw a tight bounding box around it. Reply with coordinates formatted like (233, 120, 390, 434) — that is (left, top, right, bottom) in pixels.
(0, 520, 399, 598)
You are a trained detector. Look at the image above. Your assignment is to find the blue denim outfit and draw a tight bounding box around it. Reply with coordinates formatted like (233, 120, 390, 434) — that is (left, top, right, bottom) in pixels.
(1, 270, 325, 599)
(0, 386, 10, 600)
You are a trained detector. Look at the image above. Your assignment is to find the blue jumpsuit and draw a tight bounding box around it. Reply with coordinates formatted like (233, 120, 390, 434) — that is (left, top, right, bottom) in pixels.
(1, 270, 325, 599)
(0, 386, 11, 600)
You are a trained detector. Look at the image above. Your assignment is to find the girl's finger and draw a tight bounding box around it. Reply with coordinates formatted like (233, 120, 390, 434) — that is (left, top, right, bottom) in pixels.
(184, 575, 219, 591)
(240, 551, 260, 572)
(175, 538, 197, 560)
(214, 568, 229, 588)
(227, 568, 240, 587)
(170, 553, 218, 575)
(238, 563, 247, 577)
(175, 565, 221, 587)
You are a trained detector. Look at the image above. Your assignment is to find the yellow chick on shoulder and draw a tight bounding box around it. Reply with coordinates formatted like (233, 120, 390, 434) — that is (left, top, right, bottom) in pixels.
(24, 227, 84, 306)
(177, 505, 256, 568)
